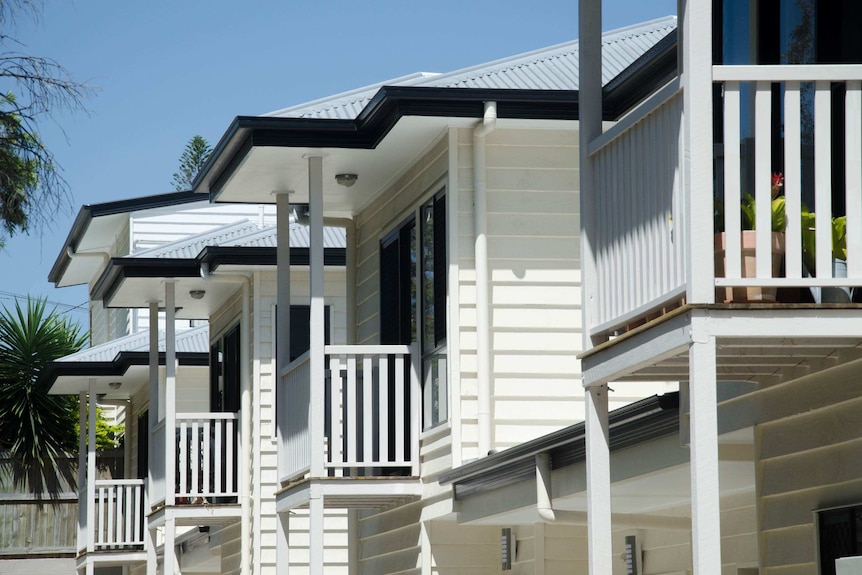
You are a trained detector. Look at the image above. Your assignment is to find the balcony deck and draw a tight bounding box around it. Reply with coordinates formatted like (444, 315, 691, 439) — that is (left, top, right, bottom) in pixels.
(585, 65, 862, 343)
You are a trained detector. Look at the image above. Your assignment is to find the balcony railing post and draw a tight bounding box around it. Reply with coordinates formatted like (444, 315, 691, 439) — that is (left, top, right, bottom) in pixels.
(410, 343, 421, 476)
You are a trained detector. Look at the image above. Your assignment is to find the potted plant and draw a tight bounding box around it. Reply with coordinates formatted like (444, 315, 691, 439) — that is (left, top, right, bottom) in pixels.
(714, 173, 787, 302)
(802, 210, 850, 302)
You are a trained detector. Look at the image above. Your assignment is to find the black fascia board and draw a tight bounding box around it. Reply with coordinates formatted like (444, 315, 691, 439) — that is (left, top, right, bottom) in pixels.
(42, 351, 209, 388)
(602, 29, 679, 118)
(200, 34, 678, 201)
(204, 88, 579, 200)
(93, 246, 348, 304)
(92, 257, 202, 305)
(197, 246, 347, 269)
(438, 392, 679, 500)
(49, 191, 203, 285)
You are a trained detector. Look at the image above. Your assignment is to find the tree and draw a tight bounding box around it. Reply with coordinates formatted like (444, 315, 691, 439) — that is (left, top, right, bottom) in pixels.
(0, 1, 94, 247)
(171, 135, 212, 191)
(0, 297, 87, 500)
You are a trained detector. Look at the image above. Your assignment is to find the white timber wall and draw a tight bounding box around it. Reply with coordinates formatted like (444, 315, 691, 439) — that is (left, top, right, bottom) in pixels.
(88, 218, 131, 346)
(455, 126, 583, 457)
(206, 269, 347, 575)
(129, 201, 276, 252)
(253, 269, 348, 575)
(756, 390, 862, 574)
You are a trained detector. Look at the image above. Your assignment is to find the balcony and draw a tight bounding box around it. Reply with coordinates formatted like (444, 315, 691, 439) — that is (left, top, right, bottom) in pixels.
(76, 478, 147, 571)
(585, 65, 862, 342)
(278, 345, 421, 509)
(150, 413, 239, 510)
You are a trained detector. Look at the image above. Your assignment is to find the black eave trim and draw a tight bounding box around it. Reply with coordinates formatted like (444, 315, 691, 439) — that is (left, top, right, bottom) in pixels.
(49, 191, 204, 285)
(199, 31, 679, 201)
(92, 247, 347, 305)
(42, 351, 210, 388)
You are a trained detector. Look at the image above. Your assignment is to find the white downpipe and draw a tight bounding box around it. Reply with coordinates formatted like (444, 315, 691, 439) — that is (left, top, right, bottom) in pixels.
(536, 453, 556, 522)
(252, 272, 262, 574)
(474, 101, 496, 457)
(200, 264, 252, 575)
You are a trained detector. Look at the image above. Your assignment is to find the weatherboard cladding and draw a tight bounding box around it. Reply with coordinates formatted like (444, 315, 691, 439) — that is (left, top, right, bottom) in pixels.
(131, 219, 346, 259)
(265, 17, 675, 121)
(56, 325, 209, 363)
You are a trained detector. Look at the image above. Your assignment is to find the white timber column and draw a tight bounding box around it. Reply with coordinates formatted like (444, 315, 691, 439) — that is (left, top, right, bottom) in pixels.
(146, 300, 159, 575)
(307, 154, 326, 575)
(276, 192, 292, 374)
(682, 0, 715, 302)
(579, 0, 602, 346)
(689, 318, 721, 574)
(164, 515, 178, 575)
(86, 380, 97, 555)
(277, 511, 290, 575)
(77, 390, 86, 550)
(585, 383, 612, 574)
(164, 281, 177, 508)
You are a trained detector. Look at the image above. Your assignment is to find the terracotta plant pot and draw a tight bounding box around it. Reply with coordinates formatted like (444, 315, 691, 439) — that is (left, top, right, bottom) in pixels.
(714, 231, 786, 303)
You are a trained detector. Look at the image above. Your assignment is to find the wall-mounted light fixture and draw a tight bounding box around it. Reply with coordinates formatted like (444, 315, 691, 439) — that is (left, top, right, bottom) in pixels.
(501, 527, 514, 571)
(335, 173, 358, 188)
(625, 534, 641, 575)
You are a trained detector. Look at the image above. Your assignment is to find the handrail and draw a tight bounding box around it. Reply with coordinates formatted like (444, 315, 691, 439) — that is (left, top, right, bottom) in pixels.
(588, 77, 681, 157)
(94, 479, 145, 487)
(176, 412, 239, 421)
(714, 64, 862, 82)
(324, 344, 412, 355)
(280, 350, 311, 379)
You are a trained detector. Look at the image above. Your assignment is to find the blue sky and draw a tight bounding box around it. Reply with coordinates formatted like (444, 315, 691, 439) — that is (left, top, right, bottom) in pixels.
(0, 0, 676, 323)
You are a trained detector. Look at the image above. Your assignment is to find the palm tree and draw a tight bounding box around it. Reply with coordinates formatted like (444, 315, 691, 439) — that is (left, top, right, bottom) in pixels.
(0, 297, 86, 500)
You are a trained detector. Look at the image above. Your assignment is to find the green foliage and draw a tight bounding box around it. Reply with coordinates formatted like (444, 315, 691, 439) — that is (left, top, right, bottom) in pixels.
(801, 209, 847, 273)
(0, 297, 87, 500)
(171, 135, 212, 191)
(0, 1, 94, 246)
(73, 405, 125, 451)
(0, 93, 37, 244)
(716, 192, 788, 233)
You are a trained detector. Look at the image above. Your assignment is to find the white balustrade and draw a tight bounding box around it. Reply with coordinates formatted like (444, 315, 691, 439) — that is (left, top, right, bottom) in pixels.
(714, 65, 862, 293)
(91, 479, 145, 550)
(281, 351, 311, 482)
(324, 345, 418, 476)
(587, 81, 686, 336)
(175, 413, 239, 500)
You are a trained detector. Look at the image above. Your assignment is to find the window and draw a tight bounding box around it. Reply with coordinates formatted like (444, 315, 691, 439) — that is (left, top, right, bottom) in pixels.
(210, 323, 240, 413)
(420, 192, 447, 428)
(379, 189, 447, 430)
(818, 504, 862, 574)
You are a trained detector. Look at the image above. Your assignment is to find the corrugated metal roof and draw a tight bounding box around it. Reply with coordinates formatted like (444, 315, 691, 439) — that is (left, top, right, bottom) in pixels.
(57, 325, 210, 363)
(132, 219, 346, 259)
(265, 17, 676, 121)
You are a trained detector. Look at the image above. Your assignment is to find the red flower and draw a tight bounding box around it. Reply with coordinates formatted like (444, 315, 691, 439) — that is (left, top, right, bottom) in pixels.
(772, 172, 784, 198)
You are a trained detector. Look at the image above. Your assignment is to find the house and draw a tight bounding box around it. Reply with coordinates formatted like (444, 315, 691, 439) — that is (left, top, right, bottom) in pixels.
(436, 2, 862, 575)
(44, 194, 347, 575)
(183, 16, 678, 575)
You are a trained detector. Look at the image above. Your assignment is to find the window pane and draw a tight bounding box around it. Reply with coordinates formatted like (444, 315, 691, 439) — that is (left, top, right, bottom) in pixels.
(421, 202, 435, 352)
(423, 352, 447, 429)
